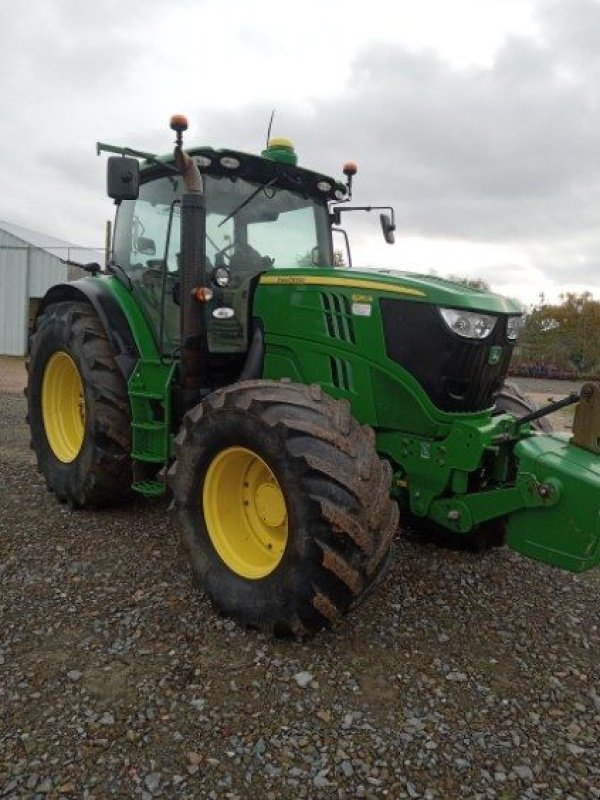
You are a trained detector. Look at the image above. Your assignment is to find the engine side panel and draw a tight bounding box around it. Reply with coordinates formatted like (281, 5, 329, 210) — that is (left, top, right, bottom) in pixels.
(253, 270, 505, 437)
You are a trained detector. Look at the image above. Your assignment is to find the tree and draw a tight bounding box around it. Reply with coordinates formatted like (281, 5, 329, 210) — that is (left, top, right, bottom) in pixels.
(514, 292, 600, 376)
(446, 275, 491, 292)
(297, 248, 346, 268)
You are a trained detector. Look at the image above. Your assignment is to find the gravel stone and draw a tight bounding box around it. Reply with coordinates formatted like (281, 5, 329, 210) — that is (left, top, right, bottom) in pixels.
(566, 743, 586, 755)
(513, 765, 534, 780)
(293, 671, 313, 688)
(143, 772, 161, 794)
(0, 376, 597, 800)
(446, 671, 468, 682)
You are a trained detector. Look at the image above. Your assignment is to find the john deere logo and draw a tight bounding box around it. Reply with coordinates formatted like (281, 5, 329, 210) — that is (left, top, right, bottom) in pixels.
(488, 346, 502, 365)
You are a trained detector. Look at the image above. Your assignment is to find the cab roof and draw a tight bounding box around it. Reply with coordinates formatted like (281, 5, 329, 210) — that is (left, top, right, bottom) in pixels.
(140, 146, 347, 204)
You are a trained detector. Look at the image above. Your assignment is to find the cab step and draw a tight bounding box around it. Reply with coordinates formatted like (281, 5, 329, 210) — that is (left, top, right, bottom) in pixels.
(132, 480, 166, 497)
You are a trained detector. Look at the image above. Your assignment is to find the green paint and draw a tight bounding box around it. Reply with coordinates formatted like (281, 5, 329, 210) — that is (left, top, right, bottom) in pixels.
(253, 271, 506, 438)
(254, 270, 599, 573)
(100, 275, 164, 361)
(258, 268, 521, 313)
(488, 346, 503, 365)
(100, 276, 176, 491)
(506, 434, 600, 571)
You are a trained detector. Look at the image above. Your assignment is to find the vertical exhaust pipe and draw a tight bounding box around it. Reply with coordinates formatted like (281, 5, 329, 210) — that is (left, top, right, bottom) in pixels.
(171, 115, 208, 401)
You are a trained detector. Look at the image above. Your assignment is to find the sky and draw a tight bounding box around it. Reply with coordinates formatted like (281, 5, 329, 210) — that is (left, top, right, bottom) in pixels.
(1, 0, 599, 307)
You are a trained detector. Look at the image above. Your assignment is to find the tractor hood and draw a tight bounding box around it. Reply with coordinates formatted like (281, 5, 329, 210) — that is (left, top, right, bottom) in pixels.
(260, 268, 522, 315)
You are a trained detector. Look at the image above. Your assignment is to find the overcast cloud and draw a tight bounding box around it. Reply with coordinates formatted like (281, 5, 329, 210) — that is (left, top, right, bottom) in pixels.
(1, 0, 599, 304)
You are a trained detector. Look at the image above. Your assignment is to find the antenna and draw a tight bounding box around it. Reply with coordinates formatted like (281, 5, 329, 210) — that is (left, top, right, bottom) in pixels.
(266, 109, 276, 148)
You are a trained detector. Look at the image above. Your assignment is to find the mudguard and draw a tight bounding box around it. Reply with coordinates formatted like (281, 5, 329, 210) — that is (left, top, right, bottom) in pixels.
(38, 278, 139, 379)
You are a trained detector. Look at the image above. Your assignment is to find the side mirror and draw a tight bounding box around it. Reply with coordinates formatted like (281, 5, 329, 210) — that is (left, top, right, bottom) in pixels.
(380, 213, 395, 245)
(107, 156, 140, 201)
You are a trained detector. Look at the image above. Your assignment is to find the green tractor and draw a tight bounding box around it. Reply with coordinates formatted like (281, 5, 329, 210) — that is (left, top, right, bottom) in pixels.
(26, 116, 600, 636)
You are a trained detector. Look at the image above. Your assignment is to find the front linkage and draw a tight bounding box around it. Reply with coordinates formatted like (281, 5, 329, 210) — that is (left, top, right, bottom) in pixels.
(383, 383, 600, 572)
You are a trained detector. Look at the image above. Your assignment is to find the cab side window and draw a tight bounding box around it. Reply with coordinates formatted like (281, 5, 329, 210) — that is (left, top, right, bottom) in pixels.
(113, 177, 182, 352)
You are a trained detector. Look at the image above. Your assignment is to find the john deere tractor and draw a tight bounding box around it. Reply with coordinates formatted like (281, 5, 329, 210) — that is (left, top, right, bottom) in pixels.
(27, 116, 600, 636)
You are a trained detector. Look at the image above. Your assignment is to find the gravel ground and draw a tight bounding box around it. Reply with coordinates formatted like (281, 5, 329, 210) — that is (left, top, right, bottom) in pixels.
(0, 358, 27, 394)
(1, 380, 598, 799)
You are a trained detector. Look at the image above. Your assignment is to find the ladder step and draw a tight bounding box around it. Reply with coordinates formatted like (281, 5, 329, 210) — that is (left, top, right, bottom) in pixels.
(129, 391, 166, 400)
(132, 422, 167, 431)
(132, 480, 166, 497)
(131, 452, 167, 463)
(128, 360, 176, 492)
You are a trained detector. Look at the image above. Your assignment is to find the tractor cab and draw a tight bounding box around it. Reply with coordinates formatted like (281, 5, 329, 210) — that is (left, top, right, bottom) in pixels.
(108, 139, 341, 370)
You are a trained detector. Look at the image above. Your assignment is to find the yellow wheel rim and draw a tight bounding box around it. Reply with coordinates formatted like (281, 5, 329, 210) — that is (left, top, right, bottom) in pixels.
(203, 446, 288, 579)
(41, 351, 85, 463)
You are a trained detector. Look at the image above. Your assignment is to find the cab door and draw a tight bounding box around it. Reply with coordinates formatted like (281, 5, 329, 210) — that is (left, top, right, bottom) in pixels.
(112, 176, 182, 355)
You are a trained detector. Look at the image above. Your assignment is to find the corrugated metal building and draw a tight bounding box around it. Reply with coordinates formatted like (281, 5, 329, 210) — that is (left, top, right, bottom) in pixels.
(0, 221, 102, 356)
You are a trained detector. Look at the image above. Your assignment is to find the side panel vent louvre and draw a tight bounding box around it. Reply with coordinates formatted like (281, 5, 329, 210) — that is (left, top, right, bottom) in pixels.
(329, 356, 353, 391)
(320, 292, 355, 344)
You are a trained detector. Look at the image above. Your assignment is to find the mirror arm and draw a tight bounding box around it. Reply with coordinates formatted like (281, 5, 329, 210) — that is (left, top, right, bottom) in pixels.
(96, 142, 180, 174)
(331, 204, 394, 215)
(330, 204, 395, 226)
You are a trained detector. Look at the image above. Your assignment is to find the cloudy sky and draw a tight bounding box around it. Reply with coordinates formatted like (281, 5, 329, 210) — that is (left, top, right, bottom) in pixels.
(1, 0, 600, 306)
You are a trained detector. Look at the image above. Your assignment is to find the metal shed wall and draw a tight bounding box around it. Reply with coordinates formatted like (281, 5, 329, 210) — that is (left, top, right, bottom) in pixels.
(0, 243, 28, 355)
(0, 228, 69, 355)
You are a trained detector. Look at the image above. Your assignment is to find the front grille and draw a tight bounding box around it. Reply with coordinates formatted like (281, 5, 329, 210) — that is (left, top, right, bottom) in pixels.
(380, 299, 514, 412)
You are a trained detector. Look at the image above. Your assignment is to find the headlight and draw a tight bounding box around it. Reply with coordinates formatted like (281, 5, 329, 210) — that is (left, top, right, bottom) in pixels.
(506, 315, 524, 341)
(439, 307, 497, 339)
(220, 156, 240, 170)
(212, 266, 231, 288)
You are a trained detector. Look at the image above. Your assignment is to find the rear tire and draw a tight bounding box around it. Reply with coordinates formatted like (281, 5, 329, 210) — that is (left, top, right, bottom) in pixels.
(170, 380, 399, 636)
(26, 301, 132, 507)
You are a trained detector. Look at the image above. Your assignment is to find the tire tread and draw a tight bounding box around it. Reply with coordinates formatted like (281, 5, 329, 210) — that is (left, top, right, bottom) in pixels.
(171, 380, 398, 635)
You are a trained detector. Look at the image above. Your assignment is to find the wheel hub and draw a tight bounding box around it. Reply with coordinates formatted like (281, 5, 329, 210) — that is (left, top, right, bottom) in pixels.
(254, 483, 287, 528)
(41, 351, 85, 463)
(202, 446, 288, 579)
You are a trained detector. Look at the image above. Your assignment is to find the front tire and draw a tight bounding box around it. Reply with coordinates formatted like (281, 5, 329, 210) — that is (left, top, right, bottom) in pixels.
(469, 380, 553, 548)
(171, 381, 399, 636)
(495, 380, 553, 433)
(27, 301, 133, 507)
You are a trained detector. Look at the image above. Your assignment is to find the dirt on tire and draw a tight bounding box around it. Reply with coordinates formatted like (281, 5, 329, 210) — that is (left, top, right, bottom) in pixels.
(26, 301, 133, 507)
(171, 380, 398, 636)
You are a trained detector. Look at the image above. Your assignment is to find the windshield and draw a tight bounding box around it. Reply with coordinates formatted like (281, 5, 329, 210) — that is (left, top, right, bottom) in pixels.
(204, 174, 332, 269)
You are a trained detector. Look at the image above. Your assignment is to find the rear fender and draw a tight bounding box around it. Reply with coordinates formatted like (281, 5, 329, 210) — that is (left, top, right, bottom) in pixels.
(37, 278, 139, 379)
